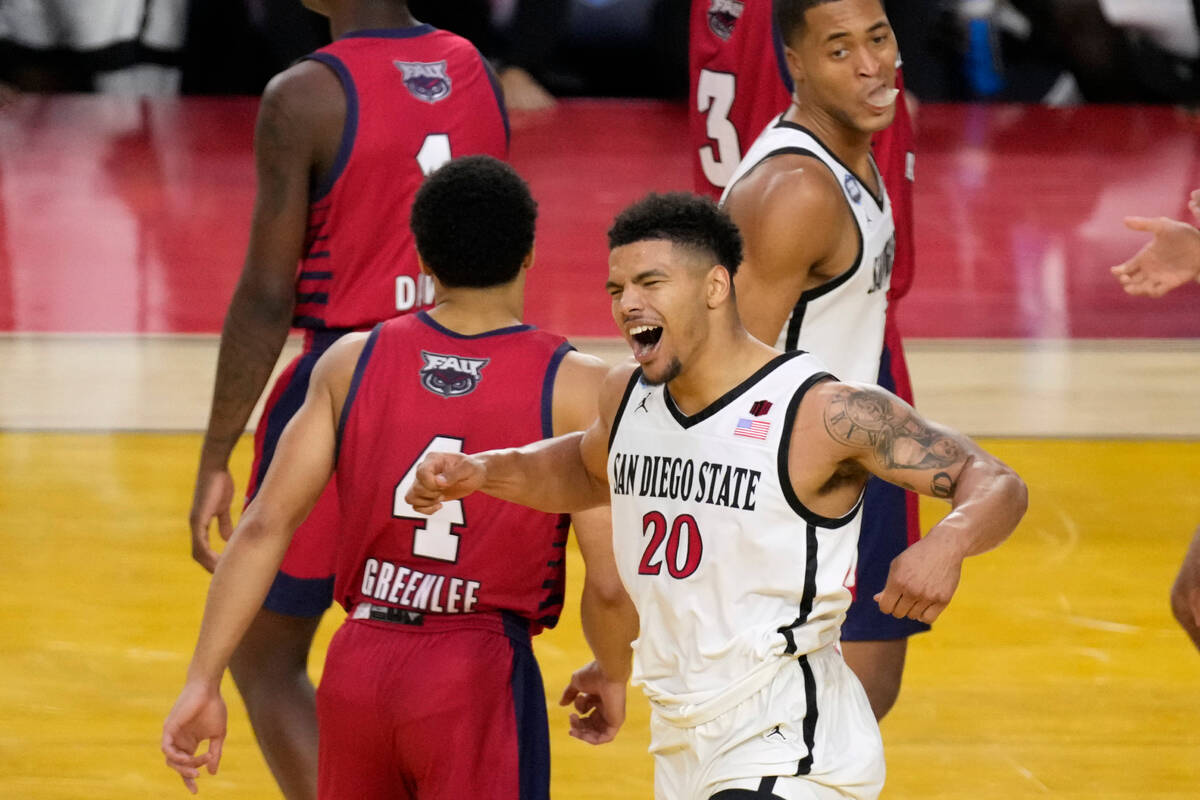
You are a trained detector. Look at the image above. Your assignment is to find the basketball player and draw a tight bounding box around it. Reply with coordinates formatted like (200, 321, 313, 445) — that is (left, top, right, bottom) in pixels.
(186, 3, 509, 797)
(165, 156, 633, 797)
(1111, 188, 1200, 652)
(406, 193, 1027, 799)
(715, 0, 921, 719)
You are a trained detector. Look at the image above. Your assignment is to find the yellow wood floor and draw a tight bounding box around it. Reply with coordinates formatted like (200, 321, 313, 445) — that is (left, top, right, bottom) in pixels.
(2, 433, 1198, 799)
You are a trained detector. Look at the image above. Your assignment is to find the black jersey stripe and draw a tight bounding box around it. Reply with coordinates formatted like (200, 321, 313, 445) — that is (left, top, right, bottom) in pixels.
(776, 372, 863, 528)
(794, 655, 819, 776)
(607, 367, 644, 453)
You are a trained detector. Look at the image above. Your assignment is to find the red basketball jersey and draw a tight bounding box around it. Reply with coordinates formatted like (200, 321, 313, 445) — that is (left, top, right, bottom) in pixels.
(295, 27, 509, 330)
(689, 0, 915, 300)
(690, 0, 788, 197)
(334, 312, 572, 634)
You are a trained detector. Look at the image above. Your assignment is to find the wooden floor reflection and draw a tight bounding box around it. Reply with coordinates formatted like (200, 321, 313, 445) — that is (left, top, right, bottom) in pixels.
(1, 433, 1198, 799)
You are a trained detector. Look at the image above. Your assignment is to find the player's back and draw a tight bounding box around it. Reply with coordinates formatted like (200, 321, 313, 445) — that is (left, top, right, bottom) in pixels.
(296, 27, 509, 331)
(335, 312, 572, 633)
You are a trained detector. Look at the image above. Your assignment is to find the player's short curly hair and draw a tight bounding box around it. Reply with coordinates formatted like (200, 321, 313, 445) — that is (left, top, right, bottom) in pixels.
(410, 155, 537, 288)
(607, 192, 743, 276)
(774, 0, 843, 41)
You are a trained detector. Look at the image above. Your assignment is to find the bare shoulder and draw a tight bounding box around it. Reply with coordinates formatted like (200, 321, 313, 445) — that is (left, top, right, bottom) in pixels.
(551, 350, 611, 436)
(259, 59, 344, 134)
(725, 153, 843, 229)
(313, 332, 371, 390)
(597, 358, 641, 422)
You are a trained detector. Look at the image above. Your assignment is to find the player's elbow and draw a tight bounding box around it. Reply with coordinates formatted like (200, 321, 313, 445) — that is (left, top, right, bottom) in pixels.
(231, 270, 296, 329)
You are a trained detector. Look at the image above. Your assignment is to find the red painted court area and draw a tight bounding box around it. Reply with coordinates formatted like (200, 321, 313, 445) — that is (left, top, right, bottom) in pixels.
(0, 96, 1196, 338)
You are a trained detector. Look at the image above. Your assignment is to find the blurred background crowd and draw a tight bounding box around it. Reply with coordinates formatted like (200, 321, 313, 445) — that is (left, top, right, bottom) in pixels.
(0, 0, 1196, 109)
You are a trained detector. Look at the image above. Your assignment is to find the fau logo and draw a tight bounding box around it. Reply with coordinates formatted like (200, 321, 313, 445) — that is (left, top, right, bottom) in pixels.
(707, 0, 745, 41)
(393, 60, 452, 103)
(419, 351, 489, 397)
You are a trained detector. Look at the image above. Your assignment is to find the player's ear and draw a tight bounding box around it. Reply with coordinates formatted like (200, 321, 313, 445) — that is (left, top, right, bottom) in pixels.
(520, 246, 535, 273)
(705, 264, 732, 309)
(784, 45, 806, 89)
(417, 254, 433, 276)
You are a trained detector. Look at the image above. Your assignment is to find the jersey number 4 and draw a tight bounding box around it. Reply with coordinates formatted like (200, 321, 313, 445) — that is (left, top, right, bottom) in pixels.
(697, 70, 741, 189)
(392, 435, 465, 562)
(638, 511, 703, 579)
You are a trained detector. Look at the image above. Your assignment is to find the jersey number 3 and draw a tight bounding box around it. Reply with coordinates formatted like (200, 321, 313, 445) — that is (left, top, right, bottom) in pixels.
(697, 70, 741, 189)
(393, 435, 465, 562)
(638, 511, 703, 579)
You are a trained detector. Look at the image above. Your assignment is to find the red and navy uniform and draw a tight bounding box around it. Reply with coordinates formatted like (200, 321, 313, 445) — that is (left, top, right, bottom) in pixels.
(316, 312, 571, 799)
(251, 25, 509, 618)
(689, 0, 925, 639)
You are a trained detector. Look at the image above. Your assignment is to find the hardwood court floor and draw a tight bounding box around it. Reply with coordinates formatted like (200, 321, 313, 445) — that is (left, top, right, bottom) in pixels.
(2, 433, 1198, 800)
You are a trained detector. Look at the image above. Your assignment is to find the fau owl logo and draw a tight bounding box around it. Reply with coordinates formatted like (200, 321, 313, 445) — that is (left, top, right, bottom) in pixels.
(420, 351, 489, 397)
(708, 0, 745, 40)
(393, 60, 452, 103)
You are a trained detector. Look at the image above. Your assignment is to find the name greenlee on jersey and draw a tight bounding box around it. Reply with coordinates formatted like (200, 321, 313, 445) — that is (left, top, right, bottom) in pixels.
(360, 559, 481, 614)
(611, 452, 762, 511)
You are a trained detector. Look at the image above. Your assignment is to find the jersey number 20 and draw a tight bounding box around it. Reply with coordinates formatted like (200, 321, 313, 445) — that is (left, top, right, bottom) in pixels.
(638, 511, 703, 579)
(392, 435, 465, 562)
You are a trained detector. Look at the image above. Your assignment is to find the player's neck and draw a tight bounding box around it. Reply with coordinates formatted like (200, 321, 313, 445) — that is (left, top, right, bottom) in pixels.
(784, 101, 873, 174)
(425, 286, 525, 336)
(328, 2, 417, 39)
(667, 326, 777, 416)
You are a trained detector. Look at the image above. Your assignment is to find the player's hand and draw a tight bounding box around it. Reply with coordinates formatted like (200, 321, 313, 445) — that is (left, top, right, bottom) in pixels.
(405, 452, 486, 514)
(559, 661, 626, 745)
(874, 532, 964, 624)
(162, 681, 227, 794)
(1110, 216, 1200, 297)
(189, 468, 235, 572)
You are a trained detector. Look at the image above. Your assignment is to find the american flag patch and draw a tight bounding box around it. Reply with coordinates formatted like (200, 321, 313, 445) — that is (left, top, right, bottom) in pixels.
(734, 417, 770, 440)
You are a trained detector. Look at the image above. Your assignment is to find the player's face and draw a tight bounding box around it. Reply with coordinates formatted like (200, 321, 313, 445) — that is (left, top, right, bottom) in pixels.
(785, 0, 898, 134)
(606, 240, 713, 386)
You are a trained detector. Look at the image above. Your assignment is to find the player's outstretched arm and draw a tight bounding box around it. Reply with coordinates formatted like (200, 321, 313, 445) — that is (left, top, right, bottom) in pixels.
(796, 381, 1028, 624)
(723, 157, 847, 346)
(190, 61, 342, 572)
(406, 362, 637, 515)
(165, 336, 361, 791)
(1110, 214, 1200, 298)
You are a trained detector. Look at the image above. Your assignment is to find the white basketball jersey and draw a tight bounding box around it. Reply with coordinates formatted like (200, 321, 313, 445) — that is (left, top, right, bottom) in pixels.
(606, 352, 864, 725)
(721, 118, 896, 383)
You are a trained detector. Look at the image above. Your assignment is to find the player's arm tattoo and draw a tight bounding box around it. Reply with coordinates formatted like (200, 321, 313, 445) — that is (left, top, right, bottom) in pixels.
(822, 386, 962, 498)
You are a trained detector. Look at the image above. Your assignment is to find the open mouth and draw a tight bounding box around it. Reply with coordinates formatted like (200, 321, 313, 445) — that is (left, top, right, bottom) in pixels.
(866, 86, 899, 109)
(629, 324, 663, 359)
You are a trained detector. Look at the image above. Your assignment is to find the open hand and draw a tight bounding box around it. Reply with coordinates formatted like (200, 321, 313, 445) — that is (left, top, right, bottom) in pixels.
(1111, 215, 1200, 298)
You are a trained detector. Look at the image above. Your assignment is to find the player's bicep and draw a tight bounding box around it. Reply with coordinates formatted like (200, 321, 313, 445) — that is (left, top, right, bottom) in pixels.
(815, 382, 975, 500)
